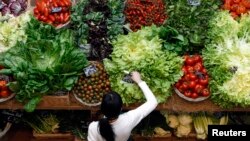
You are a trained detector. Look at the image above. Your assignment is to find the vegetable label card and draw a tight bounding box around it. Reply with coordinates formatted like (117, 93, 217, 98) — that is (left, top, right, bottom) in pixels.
(84, 65, 97, 77)
(1, 110, 23, 124)
(51, 7, 62, 13)
(122, 74, 134, 84)
(187, 0, 200, 6)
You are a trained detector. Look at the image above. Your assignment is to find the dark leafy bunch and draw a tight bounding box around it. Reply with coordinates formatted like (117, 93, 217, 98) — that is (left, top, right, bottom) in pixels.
(0, 18, 88, 112)
(71, 0, 125, 61)
(165, 0, 222, 54)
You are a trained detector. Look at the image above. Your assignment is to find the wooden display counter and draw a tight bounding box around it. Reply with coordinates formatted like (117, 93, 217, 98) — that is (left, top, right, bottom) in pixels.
(1, 93, 250, 112)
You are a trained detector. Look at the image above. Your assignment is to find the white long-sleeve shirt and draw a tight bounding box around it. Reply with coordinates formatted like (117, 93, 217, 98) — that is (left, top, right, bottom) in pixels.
(87, 81, 158, 141)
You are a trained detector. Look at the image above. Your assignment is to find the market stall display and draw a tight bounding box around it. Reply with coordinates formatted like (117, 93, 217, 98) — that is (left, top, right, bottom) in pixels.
(0, 0, 250, 140)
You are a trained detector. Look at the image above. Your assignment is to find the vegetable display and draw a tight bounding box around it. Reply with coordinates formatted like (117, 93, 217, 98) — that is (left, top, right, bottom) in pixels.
(0, 0, 27, 16)
(33, 0, 71, 27)
(165, 0, 221, 54)
(72, 61, 111, 105)
(104, 26, 183, 104)
(124, 0, 167, 31)
(0, 18, 88, 112)
(175, 54, 210, 99)
(203, 11, 250, 108)
(0, 10, 31, 53)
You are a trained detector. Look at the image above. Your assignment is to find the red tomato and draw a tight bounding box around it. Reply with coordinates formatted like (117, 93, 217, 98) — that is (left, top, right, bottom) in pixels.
(184, 74, 191, 81)
(0, 80, 7, 89)
(199, 77, 209, 86)
(193, 55, 202, 63)
(186, 57, 195, 66)
(186, 66, 194, 73)
(233, 0, 241, 3)
(181, 82, 189, 90)
(194, 63, 203, 71)
(181, 66, 188, 74)
(236, 5, 247, 15)
(189, 73, 197, 81)
(191, 92, 199, 99)
(188, 81, 196, 89)
(194, 84, 204, 94)
(49, 15, 55, 22)
(242, 0, 250, 8)
(34, 7, 39, 14)
(174, 81, 181, 89)
(201, 68, 207, 74)
(202, 88, 210, 97)
(184, 91, 192, 97)
(0, 90, 10, 98)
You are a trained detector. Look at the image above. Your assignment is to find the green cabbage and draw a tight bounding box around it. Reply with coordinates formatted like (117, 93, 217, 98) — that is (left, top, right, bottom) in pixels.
(104, 25, 183, 104)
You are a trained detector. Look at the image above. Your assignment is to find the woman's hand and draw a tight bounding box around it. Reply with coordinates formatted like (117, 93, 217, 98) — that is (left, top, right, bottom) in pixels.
(131, 71, 142, 84)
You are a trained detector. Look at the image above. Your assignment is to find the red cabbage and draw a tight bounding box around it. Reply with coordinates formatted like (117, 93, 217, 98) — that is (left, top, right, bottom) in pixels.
(1, 5, 10, 16)
(8, 1, 21, 16)
(16, 0, 27, 10)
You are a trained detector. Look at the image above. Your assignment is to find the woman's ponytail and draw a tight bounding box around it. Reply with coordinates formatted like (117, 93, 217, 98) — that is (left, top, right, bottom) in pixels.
(99, 118, 115, 141)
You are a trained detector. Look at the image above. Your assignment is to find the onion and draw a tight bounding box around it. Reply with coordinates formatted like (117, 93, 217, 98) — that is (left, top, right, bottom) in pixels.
(1, 5, 10, 16)
(8, 1, 21, 16)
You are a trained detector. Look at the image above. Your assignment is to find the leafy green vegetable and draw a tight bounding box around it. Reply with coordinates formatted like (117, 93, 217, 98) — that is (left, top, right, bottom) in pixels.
(104, 25, 183, 104)
(203, 11, 250, 108)
(159, 26, 189, 55)
(0, 19, 88, 112)
(0, 11, 31, 53)
(165, 0, 221, 54)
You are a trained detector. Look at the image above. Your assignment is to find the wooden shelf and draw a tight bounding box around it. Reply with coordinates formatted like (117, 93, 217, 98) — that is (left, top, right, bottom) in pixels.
(1, 93, 250, 112)
(2, 126, 202, 141)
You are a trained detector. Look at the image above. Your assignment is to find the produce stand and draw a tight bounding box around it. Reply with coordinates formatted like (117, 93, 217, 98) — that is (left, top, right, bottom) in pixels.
(1, 0, 250, 140)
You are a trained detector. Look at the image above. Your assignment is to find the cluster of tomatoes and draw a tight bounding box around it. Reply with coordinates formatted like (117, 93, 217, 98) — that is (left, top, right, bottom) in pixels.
(222, 0, 250, 18)
(124, 0, 167, 31)
(33, 0, 71, 27)
(0, 66, 11, 98)
(175, 55, 210, 99)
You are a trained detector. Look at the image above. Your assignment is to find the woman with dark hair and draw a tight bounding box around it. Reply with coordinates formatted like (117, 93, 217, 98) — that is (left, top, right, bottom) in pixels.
(87, 71, 158, 141)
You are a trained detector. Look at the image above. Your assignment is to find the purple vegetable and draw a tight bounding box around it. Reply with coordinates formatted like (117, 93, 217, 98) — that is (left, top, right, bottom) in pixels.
(3, 0, 16, 5)
(16, 0, 26, 10)
(1, 5, 10, 16)
(8, 1, 21, 16)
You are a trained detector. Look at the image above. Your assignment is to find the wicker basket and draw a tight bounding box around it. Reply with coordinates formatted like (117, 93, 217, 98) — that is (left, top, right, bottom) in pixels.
(0, 122, 12, 138)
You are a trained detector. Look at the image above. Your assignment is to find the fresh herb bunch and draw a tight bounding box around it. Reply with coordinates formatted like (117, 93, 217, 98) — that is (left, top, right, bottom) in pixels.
(165, 0, 221, 54)
(71, 0, 125, 60)
(159, 26, 189, 55)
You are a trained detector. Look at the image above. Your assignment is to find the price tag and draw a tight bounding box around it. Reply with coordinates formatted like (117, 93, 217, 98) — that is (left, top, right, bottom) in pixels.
(83, 65, 97, 77)
(51, 7, 62, 13)
(1, 110, 23, 124)
(187, 0, 201, 6)
(0, 74, 11, 82)
(122, 73, 134, 83)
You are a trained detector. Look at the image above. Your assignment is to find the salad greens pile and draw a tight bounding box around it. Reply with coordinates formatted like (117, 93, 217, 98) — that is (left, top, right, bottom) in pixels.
(104, 25, 183, 104)
(0, 18, 88, 112)
(203, 11, 250, 108)
(0, 10, 31, 53)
